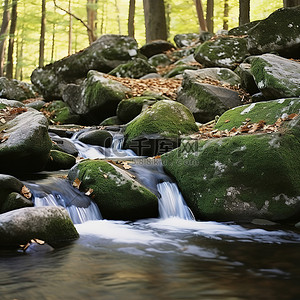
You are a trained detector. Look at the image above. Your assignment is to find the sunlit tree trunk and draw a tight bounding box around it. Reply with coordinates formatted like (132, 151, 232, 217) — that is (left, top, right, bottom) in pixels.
(194, 0, 207, 32)
(68, 0, 72, 55)
(15, 24, 24, 80)
(143, 0, 168, 43)
(223, 0, 229, 30)
(87, 0, 97, 44)
(128, 0, 135, 37)
(51, 6, 56, 62)
(6, 0, 18, 79)
(283, 0, 300, 7)
(115, 0, 121, 34)
(206, 0, 214, 33)
(165, 1, 171, 39)
(0, 0, 10, 76)
(239, 0, 250, 25)
(39, 0, 46, 68)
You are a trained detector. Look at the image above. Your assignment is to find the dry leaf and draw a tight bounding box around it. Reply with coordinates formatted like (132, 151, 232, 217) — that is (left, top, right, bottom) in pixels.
(85, 188, 93, 196)
(21, 185, 32, 199)
(287, 113, 298, 120)
(0, 118, 6, 124)
(72, 178, 81, 189)
(122, 161, 132, 170)
(103, 174, 108, 178)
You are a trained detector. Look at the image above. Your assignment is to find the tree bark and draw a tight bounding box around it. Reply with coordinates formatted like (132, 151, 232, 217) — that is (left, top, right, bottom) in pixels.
(206, 0, 214, 33)
(223, 0, 229, 31)
(87, 0, 97, 44)
(283, 0, 300, 7)
(68, 0, 72, 55)
(128, 0, 135, 37)
(0, 0, 10, 76)
(143, 0, 168, 43)
(115, 0, 121, 34)
(194, 0, 207, 32)
(6, 0, 18, 79)
(239, 0, 250, 25)
(39, 0, 46, 68)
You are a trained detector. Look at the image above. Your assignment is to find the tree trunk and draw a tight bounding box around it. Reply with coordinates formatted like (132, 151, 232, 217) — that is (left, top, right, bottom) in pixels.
(87, 0, 97, 44)
(39, 0, 46, 68)
(206, 0, 214, 33)
(239, 0, 250, 25)
(51, 6, 56, 62)
(128, 0, 135, 37)
(143, 0, 168, 43)
(283, 0, 300, 7)
(15, 24, 24, 80)
(6, 0, 18, 79)
(223, 0, 229, 30)
(0, 0, 10, 77)
(194, 0, 207, 32)
(68, 0, 72, 55)
(115, 0, 121, 34)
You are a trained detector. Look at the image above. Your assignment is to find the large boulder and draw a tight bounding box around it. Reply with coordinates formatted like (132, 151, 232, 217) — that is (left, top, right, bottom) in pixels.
(0, 103, 52, 174)
(249, 54, 300, 100)
(139, 40, 176, 58)
(68, 160, 158, 220)
(247, 7, 300, 58)
(228, 20, 261, 36)
(124, 100, 198, 156)
(31, 35, 138, 100)
(177, 70, 242, 123)
(0, 77, 37, 101)
(0, 206, 79, 247)
(63, 70, 132, 125)
(194, 36, 249, 69)
(162, 104, 300, 222)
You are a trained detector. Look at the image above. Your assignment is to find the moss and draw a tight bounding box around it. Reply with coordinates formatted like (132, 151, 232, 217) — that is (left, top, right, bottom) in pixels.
(100, 116, 123, 126)
(162, 132, 300, 221)
(124, 100, 198, 145)
(0, 104, 6, 110)
(165, 65, 198, 78)
(68, 160, 158, 220)
(216, 98, 300, 131)
(45, 150, 76, 171)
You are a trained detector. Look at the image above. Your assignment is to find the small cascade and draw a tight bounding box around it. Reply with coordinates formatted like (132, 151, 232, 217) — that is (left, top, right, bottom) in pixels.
(157, 182, 195, 220)
(26, 178, 102, 224)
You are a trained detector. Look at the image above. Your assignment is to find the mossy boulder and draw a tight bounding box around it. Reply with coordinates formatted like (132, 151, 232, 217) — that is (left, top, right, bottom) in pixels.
(228, 20, 261, 36)
(0, 77, 37, 101)
(109, 58, 157, 79)
(162, 119, 300, 222)
(148, 54, 172, 67)
(194, 36, 249, 69)
(31, 34, 138, 100)
(177, 70, 242, 123)
(235, 62, 260, 95)
(100, 116, 123, 126)
(247, 7, 300, 58)
(117, 96, 157, 123)
(1, 192, 33, 214)
(139, 40, 176, 58)
(249, 54, 300, 100)
(45, 150, 76, 171)
(164, 65, 199, 78)
(77, 129, 113, 147)
(63, 70, 131, 125)
(0, 206, 79, 248)
(215, 98, 300, 131)
(173, 33, 201, 48)
(68, 160, 158, 220)
(0, 107, 52, 174)
(124, 100, 198, 156)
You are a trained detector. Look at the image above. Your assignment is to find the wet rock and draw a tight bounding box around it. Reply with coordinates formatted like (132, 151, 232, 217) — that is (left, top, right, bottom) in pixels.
(124, 100, 198, 156)
(109, 58, 157, 79)
(1, 192, 33, 214)
(139, 40, 176, 58)
(249, 53, 300, 100)
(100, 116, 123, 126)
(31, 34, 138, 100)
(50, 134, 79, 157)
(0, 106, 52, 174)
(0, 206, 79, 247)
(68, 159, 158, 220)
(177, 70, 242, 123)
(247, 7, 300, 58)
(194, 36, 249, 69)
(45, 150, 76, 171)
(77, 129, 113, 147)
(21, 239, 54, 254)
(0, 77, 37, 101)
(63, 70, 131, 125)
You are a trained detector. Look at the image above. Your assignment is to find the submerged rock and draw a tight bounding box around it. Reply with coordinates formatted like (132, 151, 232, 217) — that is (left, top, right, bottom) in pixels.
(68, 160, 158, 220)
(0, 206, 79, 247)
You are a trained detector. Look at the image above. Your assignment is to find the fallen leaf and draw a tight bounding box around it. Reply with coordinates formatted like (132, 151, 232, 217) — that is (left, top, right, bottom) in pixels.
(103, 174, 108, 178)
(85, 188, 93, 196)
(21, 185, 32, 199)
(122, 161, 132, 170)
(72, 178, 81, 189)
(287, 113, 298, 120)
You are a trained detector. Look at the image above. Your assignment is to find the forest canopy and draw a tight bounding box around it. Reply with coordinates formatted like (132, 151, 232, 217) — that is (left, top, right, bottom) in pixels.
(0, 0, 285, 81)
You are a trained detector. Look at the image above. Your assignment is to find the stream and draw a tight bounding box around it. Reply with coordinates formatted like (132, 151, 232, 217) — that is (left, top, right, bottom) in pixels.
(1, 129, 300, 300)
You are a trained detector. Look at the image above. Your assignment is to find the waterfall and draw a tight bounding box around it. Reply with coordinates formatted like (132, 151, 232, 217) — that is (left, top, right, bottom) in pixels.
(157, 182, 195, 220)
(26, 178, 102, 224)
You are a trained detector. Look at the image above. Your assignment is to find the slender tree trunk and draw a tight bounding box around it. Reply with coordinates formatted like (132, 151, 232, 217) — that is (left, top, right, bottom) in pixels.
(0, 0, 10, 77)
(128, 0, 135, 37)
(15, 24, 23, 80)
(239, 0, 250, 25)
(87, 0, 97, 44)
(39, 0, 46, 68)
(165, 1, 171, 39)
(283, 0, 300, 7)
(194, 0, 207, 32)
(51, 6, 56, 62)
(68, 0, 72, 55)
(115, 0, 121, 34)
(223, 0, 229, 30)
(6, 0, 18, 79)
(100, 0, 106, 35)
(143, 0, 168, 43)
(206, 0, 214, 33)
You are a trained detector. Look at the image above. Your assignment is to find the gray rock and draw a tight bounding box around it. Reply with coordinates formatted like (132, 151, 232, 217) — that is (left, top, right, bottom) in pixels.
(148, 53, 172, 67)
(235, 62, 260, 95)
(228, 20, 261, 36)
(0, 206, 79, 247)
(78, 129, 113, 147)
(139, 40, 176, 58)
(173, 33, 201, 48)
(1, 192, 33, 213)
(50, 134, 79, 156)
(45, 150, 76, 171)
(31, 34, 138, 100)
(0, 108, 52, 174)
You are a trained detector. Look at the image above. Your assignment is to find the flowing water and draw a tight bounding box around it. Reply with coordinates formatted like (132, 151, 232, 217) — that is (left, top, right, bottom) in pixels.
(1, 130, 300, 300)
